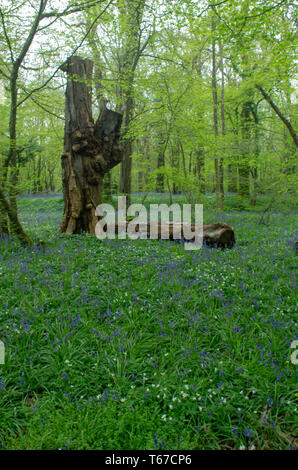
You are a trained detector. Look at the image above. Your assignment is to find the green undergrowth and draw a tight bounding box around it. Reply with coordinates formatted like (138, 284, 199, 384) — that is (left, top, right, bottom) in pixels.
(0, 194, 297, 450)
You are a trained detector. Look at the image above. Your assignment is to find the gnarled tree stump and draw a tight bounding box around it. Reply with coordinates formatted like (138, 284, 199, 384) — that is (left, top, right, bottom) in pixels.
(60, 56, 123, 234)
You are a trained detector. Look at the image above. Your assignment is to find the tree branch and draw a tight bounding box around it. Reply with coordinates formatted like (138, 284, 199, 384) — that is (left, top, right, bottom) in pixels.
(15, 0, 49, 68)
(255, 84, 298, 148)
(16, 0, 114, 108)
(0, 8, 14, 63)
(41, 0, 109, 19)
(244, 0, 286, 19)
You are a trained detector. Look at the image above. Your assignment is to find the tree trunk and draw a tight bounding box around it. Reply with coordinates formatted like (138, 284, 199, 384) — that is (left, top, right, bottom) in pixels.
(211, 19, 224, 212)
(195, 149, 205, 193)
(227, 108, 239, 193)
(110, 221, 235, 248)
(0, 0, 48, 244)
(119, 91, 134, 205)
(219, 40, 225, 208)
(117, 0, 148, 205)
(8, 70, 18, 215)
(156, 144, 165, 192)
(0, 188, 32, 245)
(60, 56, 123, 235)
(37, 154, 42, 192)
(0, 199, 9, 234)
(250, 105, 260, 206)
(119, 130, 133, 201)
(238, 100, 251, 198)
(227, 164, 238, 193)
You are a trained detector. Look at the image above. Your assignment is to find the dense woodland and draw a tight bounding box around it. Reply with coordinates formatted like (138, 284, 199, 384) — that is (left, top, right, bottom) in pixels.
(0, 1, 297, 451)
(0, 0, 297, 242)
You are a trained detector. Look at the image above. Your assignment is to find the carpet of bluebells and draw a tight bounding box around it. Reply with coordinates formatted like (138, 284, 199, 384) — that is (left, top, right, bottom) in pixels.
(0, 194, 297, 450)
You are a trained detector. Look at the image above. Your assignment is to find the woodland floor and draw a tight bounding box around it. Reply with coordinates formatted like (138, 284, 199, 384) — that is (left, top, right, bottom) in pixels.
(0, 193, 297, 450)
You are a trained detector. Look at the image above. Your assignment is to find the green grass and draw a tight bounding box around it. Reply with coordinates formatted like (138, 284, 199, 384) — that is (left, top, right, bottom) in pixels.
(0, 193, 297, 450)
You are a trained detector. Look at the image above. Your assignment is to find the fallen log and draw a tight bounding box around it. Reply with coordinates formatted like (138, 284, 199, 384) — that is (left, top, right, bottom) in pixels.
(101, 221, 235, 248)
(201, 222, 235, 248)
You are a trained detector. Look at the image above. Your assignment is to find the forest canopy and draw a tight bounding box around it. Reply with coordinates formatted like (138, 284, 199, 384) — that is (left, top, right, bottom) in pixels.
(0, 0, 297, 241)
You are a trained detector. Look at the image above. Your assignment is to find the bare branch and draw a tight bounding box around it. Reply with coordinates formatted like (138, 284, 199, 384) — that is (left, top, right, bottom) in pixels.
(140, 54, 187, 70)
(244, 0, 287, 19)
(29, 95, 64, 120)
(16, 0, 114, 108)
(255, 84, 298, 148)
(41, 0, 109, 19)
(0, 8, 14, 63)
(13, 0, 49, 68)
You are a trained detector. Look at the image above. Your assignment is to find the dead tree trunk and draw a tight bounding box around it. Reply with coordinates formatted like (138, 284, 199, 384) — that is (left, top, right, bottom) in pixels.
(60, 56, 123, 234)
(110, 221, 235, 248)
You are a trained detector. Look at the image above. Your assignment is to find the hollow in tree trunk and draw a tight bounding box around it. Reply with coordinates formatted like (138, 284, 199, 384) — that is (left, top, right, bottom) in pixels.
(60, 56, 123, 234)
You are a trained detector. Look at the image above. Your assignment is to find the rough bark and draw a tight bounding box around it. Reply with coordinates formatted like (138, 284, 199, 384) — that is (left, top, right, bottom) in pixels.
(60, 56, 123, 235)
(109, 221, 235, 248)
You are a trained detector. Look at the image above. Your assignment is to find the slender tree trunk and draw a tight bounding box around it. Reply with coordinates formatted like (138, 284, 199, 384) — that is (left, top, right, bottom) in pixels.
(37, 154, 42, 192)
(0, 188, 31, 244)
(156, 151, 165, 192)
(189, 152, 192, 174)
(156, 130, 171, 192)
(156, 136, 168, 192)
(219, 40, 225, 209)
(60, 56, 123, 234)
(194, 50, 205, 195)
(8, 71, 18, 214)
(49, 166, 55, 192)
(195, 149, 205, 193)
(227, 164, 238, 193)
(211, 19, 224, 212)
(117, 0, 149, 205)
(227, 108, 239, 192)
(250, 106, 260, 206)
(119, 89, 134, 205)
(0, 0, 48, 243)
(238, 100, 251, 198)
